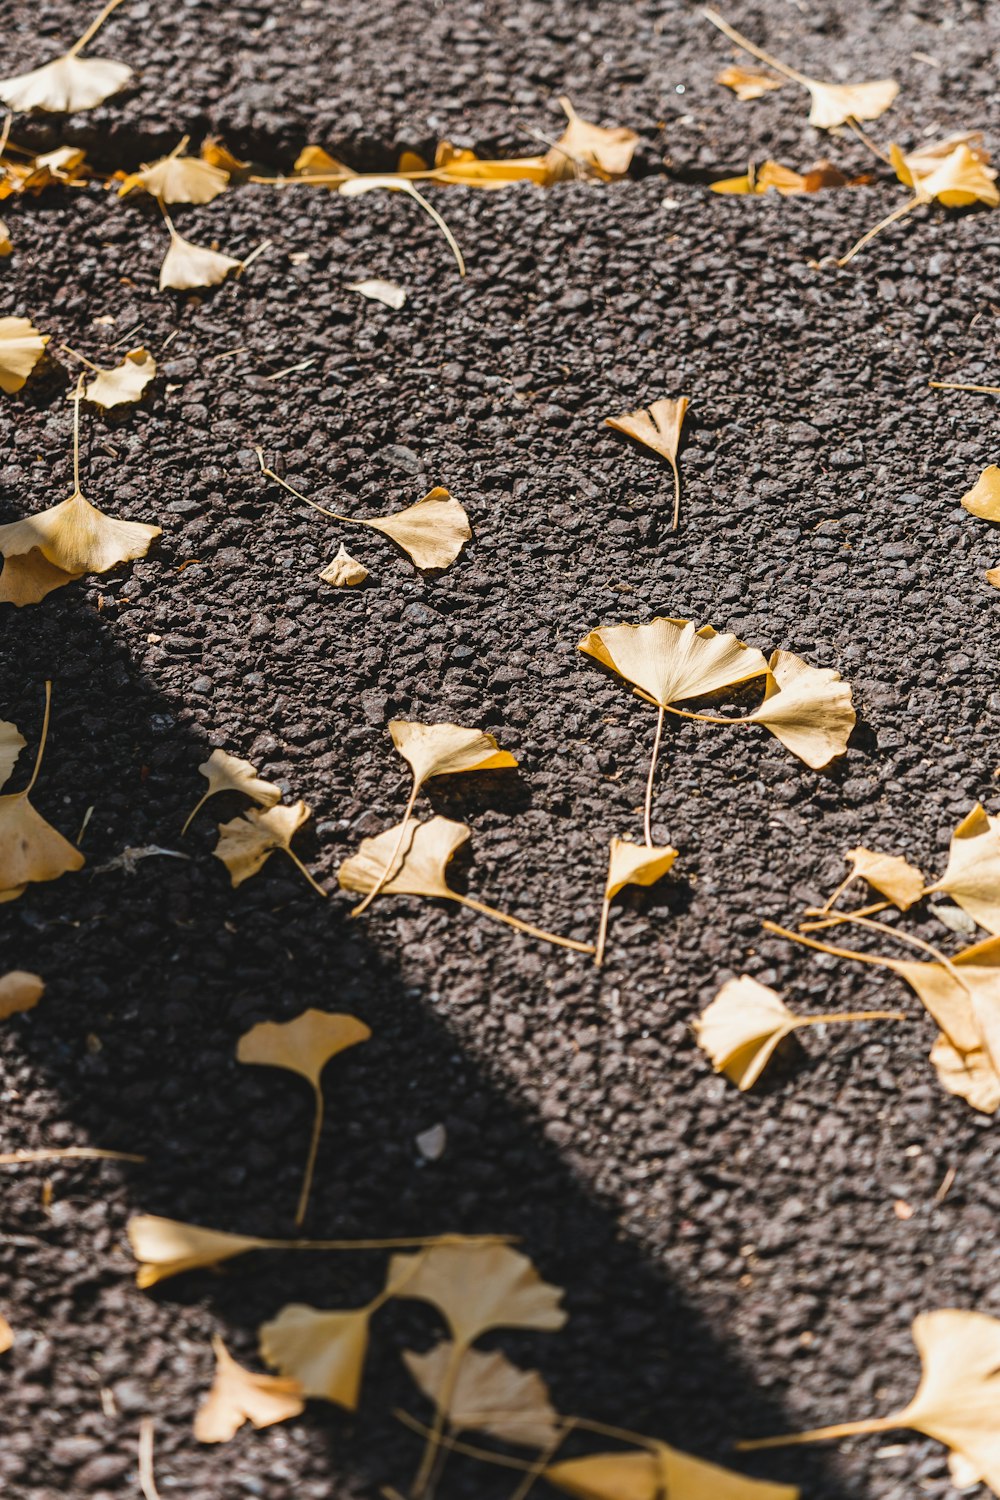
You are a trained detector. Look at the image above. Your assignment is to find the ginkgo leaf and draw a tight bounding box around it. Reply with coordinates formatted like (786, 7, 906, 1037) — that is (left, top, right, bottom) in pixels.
(194, 1335, 303, 1443)
(118, 137, 229, 204)
(81, 348, 156, 409)
(544, 96, 639, 184)
(961, 466, 1000, 521)
(579, 617, 768, 710)
(926, 804, 1000, 935)
(237, 1010, 371, 1224)
(361, 488, 471, 570)
(0, 720, 26, 789)
(214, 800, 325, 897)
(595, 838, 678, 967)
(347, 279, 406, 309)
(0, 550, 78, 607)
(606, 398, 689, 529)
(127, 1214, 274, 1288)
(0, 1315, 11, 1354)
(929, 1033, 1000, 1116)
(181, 747, 280, 835)
(319, 545, 368, 587)
(694, 975, 905, 1091)
(716, 65, 784, 100)
(259, 1302, 374, 1409)
(0, 683, 83, 900)
(294, 144, 355, 183)
(892, 141, 999, 209)
(711, 160, 851, 197)
(0, 316, 48, 394)
(0, 219, 10, 257)
(159, 218, 242, 291)
(0, 490, 160, 582)
(548, 1443, 799, 1500)
(426, 143, 549, 188)
(403, 1341, 560, 1448)
(0, 55, 131, 114)
(842, 847, 925, 910)
(0, 970, 44, 1020)
(745, 650, 855, 769)
(390, 1241, 566, 1349)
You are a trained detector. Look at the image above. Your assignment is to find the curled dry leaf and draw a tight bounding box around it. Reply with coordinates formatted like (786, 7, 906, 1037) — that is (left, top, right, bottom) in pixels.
(347, 278, 407, 310)
(80, 347, 156, 409)
(214, 799, 325, 897)
(0, 0, 131, 113)
(194, 1335, 303, 1443)
(182, 747, 280, 835)
(425, 142, 549, 188)
(119, 137, 229, 204)
(711, 160, 853, 196)
(842, 847, 925, 910)
(259, 1302, 375, 1409)
(930, 1032, 1000, 1116)
(160, 217, 242, 291)
(606, 397, 689, 529)
(544, 96, 639, 184)
(548, 1443, 799, 1499)
(319, 545, 368, 587)
(0, 683, 83, 902)
(716, 64, 783, 101)
(390, 1241, 566, 1348)
(961, 466, 1000, 521)
(128, 1214, 273, 1288)
(1, 145, 88, 198)
(745, 650, 856, 769)
(237, 1010, 371, 1225)
(595, 838, 678, 967)
(892, 139, 999, 208)
(403, 1340, 560, 1448)
(0, 316, 48, 394)
(0, 970, 44, 1019)
(926, 804, 1000, 935)
(579, 617, 768, 711)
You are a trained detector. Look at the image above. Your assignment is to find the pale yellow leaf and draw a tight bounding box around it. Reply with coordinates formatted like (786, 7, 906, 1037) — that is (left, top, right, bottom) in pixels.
(361, 487, 471, 570)
(544, 96, 638, 184)
(128, 1214, 272, 1288)
(604, 838, 677, 900)
(0, 549, 78, 607)
(0, 1315, 12, 1354)
(0, 219, 10, 257)
(119, 148, 228, 205)
(183, 747, 280, 833)
(160, 228, 242, 291)
(805, 78, 898, 130)
(746, 649, 855, 768)
(347, 279, 407, 310)
(843, 847, 925, 909)
(259, 1303, 372, 1409)
(578, 617, 768, 710)
(716, 65, 783, 101)
(0, 55, 131, 113)
(547, 1442, 799, 1499)
(403, 1340, 560, 1448)
(194, 1335, 303, 1443)
(390, 721, 517, 792)
(0, 793, 84, 895)
(606, 396, 688, 465)
(694, 976, 800, 1090)
(929, 804, 1000, 935)
(0, 970, 44, 1020)
(319, 545, 368, 587)
(0, 721, 26, 789)
(237, 1010, 370, 1092)
(929, 1033, 1000, 1116)
(961, 466, 1000, 521)
(388, 1241, 566, 1347)
(213, 800, 318, 890)
(338, 816, 466, 900)
(0, 316, 48, 394)
(82, 348, 156, 409)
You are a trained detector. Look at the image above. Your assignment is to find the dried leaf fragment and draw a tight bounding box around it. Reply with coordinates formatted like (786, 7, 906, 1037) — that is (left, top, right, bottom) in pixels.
(0, 219, 10, 257)
(0, 55, 130, 114)
(194, 1335, 303, 1443)
(606, 397, 689, 528)
(544, 97, 638, 184)
(596, 838, 678, 967)
(0, 316, 48, 394)
(214, 800, 325, 897)
(347, 279, 406, 310)
(548, 1442, 799, 1499)
(0, 720, 26, 788)
(0, 1315, 11, 1353)
(745, 649, 855, 768)
(0, 970, 44, 1019)
(81, 348, 156, 409)
(716, 65, 784, 101)
(128, 1215, 273, 1288)
(842, 847, 925, 910)
(893, 140, 999, 208)
(930, 1032, 1000, 1116)
(159, 218, 242, 291)
(0, 683, 83, 900)
(389, 1241, 566, 1348)
(319, 545, 368, 587)
(961, 466, 1000, 521)
(927, 804, 1000, 935)
(118, 138, 229, 204)
(259, 1302, 374, 1409)
(578, 617, 768, 710)
(403, 1340, 560, 1447)
(182, 747, 280, 835)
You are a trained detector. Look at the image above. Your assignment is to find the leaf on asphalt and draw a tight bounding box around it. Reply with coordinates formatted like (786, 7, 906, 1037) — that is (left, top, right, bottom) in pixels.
(0, 720, 26, 788)
(127, 1214, 272, 1288)
(961, 466, 1000, 521)
(0, 486, 160, 606)
(361, 488, 471, 570)
(200, 137, 250, 177)
(929, 1033, 1000, 1116)
(0, 970, 44, 1019)
(403, 1341, 561, 1448)
(606, 396, 688, 468)
(214, 800, 324, 895)
(578, 617, 768, 709)
(927, 804, 1000, 934)
(339, 816, 466, 902)
(0, 316, 48, 394)
(0, 1315, 11, 1354)
(159, 220, 242, 291)
(118, 138, 229, 204)
(389, 1241, 566, 1348)
(1, 146, 88, 197)
(892, 139, 999, 208)
(319, 545, 368, 587)
(293, 144, 355, 184)
(544, 96, 638, 184)
(82, 348, 156, 409)
(194, 1335, 304, 1443)
(716, 65, 784, 101)
(843, 847, 925, 910)
(0, 548, 79, 607)
(0, 219, 10, 257)
(0, 47, 130, 115)
(182, 747, 280, 835)
(392, 721, 517, 795)
(259, 1302, 374, 1409)
(604, 839, 678, 901)
(0, 685, 84, 902)
(426, 142, 549, 188)
(711, 160, 851, 196)
(745, 650, 856, 768)
(547, 1441, 800, 1499)
(347, 279, 407, 309)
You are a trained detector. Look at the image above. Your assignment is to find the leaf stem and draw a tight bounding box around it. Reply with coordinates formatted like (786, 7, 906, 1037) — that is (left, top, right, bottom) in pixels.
(71, 375, 84, 493)
(351, 782, 419, 917)
(810, 911, 971, 992)
(395, 1410, 534, 1473)
(254, 449, 354, 524)
(25, 680, 52, 797)
(817, 869, 857, 914)
(843, 117, 893, 166)
(452, 896, 595, 954)
(412, 1339, 467, 1499)
(930, 380, 1000, 395)
(794, 1010, 908, 1028)
(0, 112, 11, 162)
(0, 1146, 145, 1165)
(801, 899, 891, 930)
(398, 181, 466, 278)
(295, 1085, 323, 1227)
(180, 790, 210, 837)
(761, 920, 892, 969)
(283, 846, 328, 898)
(701, 7, 811, 86)
(68, 0, 128, 57)
(737, 1415, 900, 1451)
(60, 343, 101, 374)
(643, 705, 665, 847)
(594, 893, 613, 968)
(837, 196, 921, 268)
(668, 453, 681, 531)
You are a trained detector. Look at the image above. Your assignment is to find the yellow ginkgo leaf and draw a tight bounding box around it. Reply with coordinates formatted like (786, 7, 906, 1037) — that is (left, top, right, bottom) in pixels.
(361, 488, 471, 570)
(194, 1335, 303, 1443)
(0, 970, 44, 1020)
(259, 1302, 374, 1410)
(548, 1442, 799, 1500)
(606, 397, 689, 529)
(0, 720, 26, 789)
(181, 747, 280, 835)
(403, 1341, 561, 1448)
(347, 279, 407, 309)
(200, 138, 250, 176)
(711, 159, 851, 197)
(929, 1033, 1000, 1116)
(925, 804, 1000, 935)
(0, 0, 131, 115)
(293, 144, 355, 183)
(426, 143, 549, 188)
(351, 720, 517, 915)
(595, 838, 678, 967)
(319, 545, 368, 587)
(0, 219, 11, 256)
(579, 617, 768, 712)
(842, 846, 925, 910)
(339, 815, 594, 954)
(0, 550, 78, 607)
(543, 96, 639, 184)
(694, 975, 904, 1091)
(238, 1010, 371, 1225)
(118, 136, 229, 204)
(961, 465, 1000, 521)
(214, 800, 325, 897)
(390, 1241, 566, 1349)
(127, 1215, 274, 1288)
(0, 1314, 11, 1353)
(159, 216, 242, 291)
(893, 141, 999, 209)
(745, 649, 855, 769)
(716, 65, 784, 101)
(0, 316, 48, 394)
(80, 347, 156, 409)
(0, 682, 83, 901)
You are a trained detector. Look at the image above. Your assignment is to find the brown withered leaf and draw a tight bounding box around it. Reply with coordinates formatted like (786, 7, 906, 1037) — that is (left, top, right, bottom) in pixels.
(842, 847, 925, 910)
(403, 1340, 560, 1448)
(548, 1442, 799, 1499)
(0, 0, 131, 113)
(160, 217, 242, 291)
(596, 838, 678, 967)
(194, 1335, 303, 1443)
(319, 545, 368, 587)
(961, 466, 1000, 521)
(119, 136, 229, 204)
(746, 650, 855, 769)
(0, 970, 44, 1020)
(389, 1241, 567, 1348)
(80, 347, 156, 409)
(544, 96, 638, 184)
(237, 1010, 371, 1224)
(925, 804, 1000, 935)
(182, 747, 280, 835)
(606, 397, 689, 528)
(716, 64, 784, 101)
(0, 316, 48, 394)
(214, 800, 325, 897)
(0, 682, 83, 901)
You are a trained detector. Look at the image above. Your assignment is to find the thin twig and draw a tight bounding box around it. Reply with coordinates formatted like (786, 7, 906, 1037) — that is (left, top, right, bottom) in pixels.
(0, 1147, 145, 1166)
(138, 1416, 161, 1500)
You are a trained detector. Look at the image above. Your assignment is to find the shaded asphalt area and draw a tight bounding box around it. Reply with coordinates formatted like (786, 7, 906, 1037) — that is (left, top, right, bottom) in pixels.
(2, 0, 1000, 1496)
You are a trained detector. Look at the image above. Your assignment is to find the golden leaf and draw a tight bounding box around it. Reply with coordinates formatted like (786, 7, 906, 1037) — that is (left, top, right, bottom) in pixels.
(159, 219, 242, 291)
(181, 747, 280, 835)
(0, 549, 78, 607)
(544, 96, 638, 184)
(579, 617, 768, 710)
(745, 649, 855, 769)
(259, 1303, 373, 1409)
(361, 487, 471, 570)
(716, 65, 783, 101)
(347, 279, 407, 309)
(403, 1340, 560, 1448)
(548, 1442, 799, 1499)
(961, 466, 1000, 521)
(606, 397, 689, 528)
(293, 144, 355, 183)
(0, 720, 26, 788)
(0, 56, 130, 114)
(0, 683, 83, 900)
(80, 347, 155, 409)
(128, 1214, 272, 1288)
(200, 137, 250, 176)
(0, 1314, 11, 1354)
(388, 1241, 566, 1348)
(237, 1010, 371, 1224)
(893, 140, 999, 209)
(0, 316, 48, 394)
(926, 804, 1000, 935)
(711, 160, 850, 196)
(119, 137, 229, 204)
(596, 838, 678, 966)
(427, 145, 548, 188)
(0, 970, 44, 1020)
(929, 1033, 1000, 1116)
(214, 800, 325, 897)
(0, 490, 160, 581)
(0, 219, 10, 256)
(842, 847, 925, 910)
(319, 545, 368, 587)
(194, 1335, 303, 1443)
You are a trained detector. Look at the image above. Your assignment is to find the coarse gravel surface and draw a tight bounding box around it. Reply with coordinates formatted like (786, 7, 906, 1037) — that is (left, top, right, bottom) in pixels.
(2, 1, 1000, 1498)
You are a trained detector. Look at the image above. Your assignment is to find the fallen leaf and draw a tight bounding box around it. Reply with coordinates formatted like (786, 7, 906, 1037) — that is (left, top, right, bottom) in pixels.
(194, 1335, 303, 1443)
(961, 466, 1000, 521)
(716, 65, 784, 101)
(595, 838, 678, 966)
(0, 1315, 11, 1353)
(237, 1010, 371, 1224)
(930, 902, 978, 938)
(347, 279, 407, 309)
(578, 617, 768, 710)
(159, 217, 242, 291)
(214, 800, 325, 896)
(548, 1441, 799, 1499)
(606, 397, 689, 528)
(0, 315, 48, 394)
(711, 159, 851, 196)
(118, 137, 229, 204)
(319, 545, 368, 587)
(892, 140, 999, 208)
(0, 682, 83, 900)
(361, 488, 471, 570)
(181, 747, 280, 835)
(200, 137, 250, 177)
(403, 1341, 560, 1447)
(81, 347, 156, 409)
(842, 847, 925, 910)
(0, 548, 77, 607)
(293, 144, 355, 183)
(389, 1241, 566, 1347)
(427, 142, 549, 188)
(544, 96, 639, 184)
(0, 719, 26, 787)
(0, 0, 131, 113)
(0, 219, 10, 256)
(259, 1302, 374, 1409)
(0, 970, 44, 1019)
(930, 1033, 1000, 1115)
(745, 649, 855, 768)
(128, 1214, 273, 1288)
(926, 804, 1000, 934)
